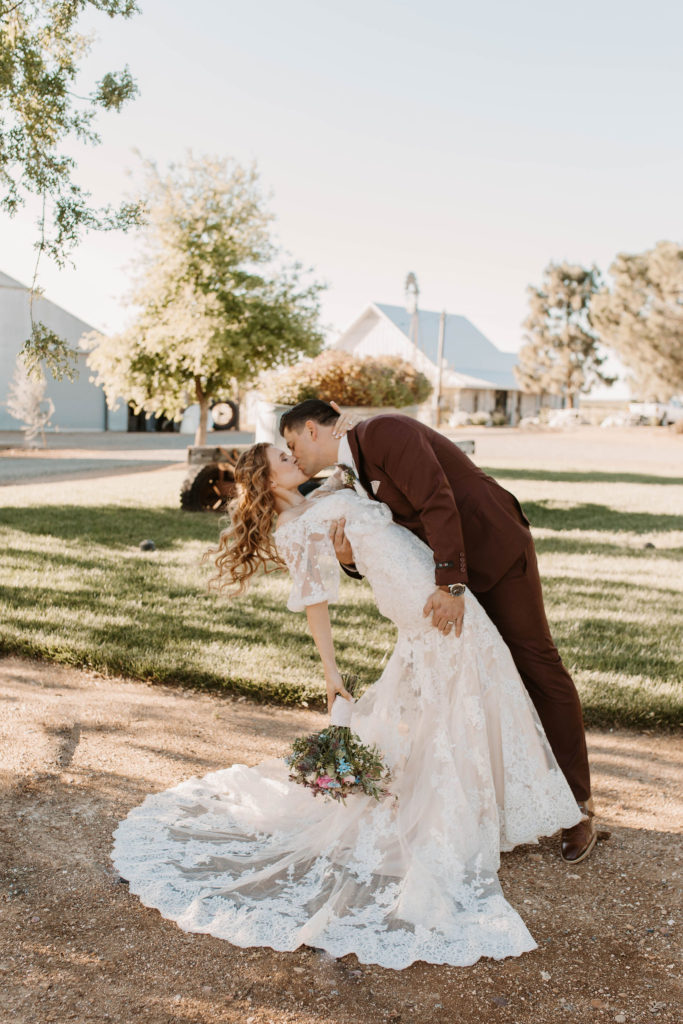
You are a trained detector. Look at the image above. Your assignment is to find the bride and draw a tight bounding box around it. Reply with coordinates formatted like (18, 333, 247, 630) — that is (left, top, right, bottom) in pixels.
(112, 442, 582, 969)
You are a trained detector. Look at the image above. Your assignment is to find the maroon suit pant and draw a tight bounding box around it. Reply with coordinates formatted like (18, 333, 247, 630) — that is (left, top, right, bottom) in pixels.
(475, 540, 591, 804)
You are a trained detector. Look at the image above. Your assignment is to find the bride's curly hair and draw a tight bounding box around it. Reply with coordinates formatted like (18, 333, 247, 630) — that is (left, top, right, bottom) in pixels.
(205, 442, 286, 596)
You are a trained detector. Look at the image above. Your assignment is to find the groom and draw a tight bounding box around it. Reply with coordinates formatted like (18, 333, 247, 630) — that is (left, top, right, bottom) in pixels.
(280, 399, 606, 864)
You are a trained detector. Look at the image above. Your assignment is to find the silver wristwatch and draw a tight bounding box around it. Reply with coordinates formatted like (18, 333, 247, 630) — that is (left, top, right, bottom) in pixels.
(447, 583, 466, 597)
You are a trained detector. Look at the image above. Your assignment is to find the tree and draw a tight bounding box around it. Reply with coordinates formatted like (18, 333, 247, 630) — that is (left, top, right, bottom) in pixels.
(85, 154, 325, 445)
(0, 0, 141, 378)
(515, 262, 614, 407)
(590, 241, 683, 401)
(5, 354, 54, 446)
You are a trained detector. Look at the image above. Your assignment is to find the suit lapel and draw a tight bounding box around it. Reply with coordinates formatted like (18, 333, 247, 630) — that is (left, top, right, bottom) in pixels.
(347, 425, 376, 500)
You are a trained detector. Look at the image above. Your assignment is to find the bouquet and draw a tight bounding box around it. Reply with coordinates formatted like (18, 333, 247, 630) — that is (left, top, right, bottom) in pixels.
(285, 676, 392, 803)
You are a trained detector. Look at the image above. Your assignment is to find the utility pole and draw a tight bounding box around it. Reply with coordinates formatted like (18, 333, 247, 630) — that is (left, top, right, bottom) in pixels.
(433, 309, 446, 427)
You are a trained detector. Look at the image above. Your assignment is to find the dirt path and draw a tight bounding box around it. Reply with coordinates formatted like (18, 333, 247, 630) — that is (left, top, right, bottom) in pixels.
(1, 655, 680, 1024)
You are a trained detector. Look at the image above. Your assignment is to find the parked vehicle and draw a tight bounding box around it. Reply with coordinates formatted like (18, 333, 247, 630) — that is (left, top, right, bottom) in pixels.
(628, 400, 683, 425)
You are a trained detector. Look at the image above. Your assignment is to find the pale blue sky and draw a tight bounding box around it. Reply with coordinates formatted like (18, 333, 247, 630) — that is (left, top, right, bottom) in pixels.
(1, 0, 681, 353)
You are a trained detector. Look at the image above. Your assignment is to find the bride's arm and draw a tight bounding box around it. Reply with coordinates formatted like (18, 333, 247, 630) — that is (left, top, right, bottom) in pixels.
(305, 602, 354, 713)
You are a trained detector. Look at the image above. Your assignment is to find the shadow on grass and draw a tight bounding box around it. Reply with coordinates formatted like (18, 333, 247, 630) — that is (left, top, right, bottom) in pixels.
(555, 616, 681, 679)
(0, 504, 218, 548)
(535, 536, 683, 559)
(521, 501, 683, 533)
(575, 673, 682, 731)
(483, 467, 683, 486)
(1, 503, 680, 727)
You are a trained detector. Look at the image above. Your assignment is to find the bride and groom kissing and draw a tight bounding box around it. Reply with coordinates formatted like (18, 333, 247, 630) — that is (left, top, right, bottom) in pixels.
(112, 399, 608, 970)
(280, 399, 599, 862)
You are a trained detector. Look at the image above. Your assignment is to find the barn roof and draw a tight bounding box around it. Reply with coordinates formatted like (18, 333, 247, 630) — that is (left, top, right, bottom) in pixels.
(375, 303, 519, 390)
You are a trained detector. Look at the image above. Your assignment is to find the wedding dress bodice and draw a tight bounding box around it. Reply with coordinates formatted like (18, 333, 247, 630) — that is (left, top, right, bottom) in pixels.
(276, 487, 442, 629)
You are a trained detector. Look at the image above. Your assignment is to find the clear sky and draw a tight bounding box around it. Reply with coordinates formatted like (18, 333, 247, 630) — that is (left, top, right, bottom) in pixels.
(1, 0, 681, 355)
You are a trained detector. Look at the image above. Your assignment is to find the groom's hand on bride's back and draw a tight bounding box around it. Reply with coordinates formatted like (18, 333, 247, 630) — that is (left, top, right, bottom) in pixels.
(423, 589, 465, 637)
(329, 518, 355, 567)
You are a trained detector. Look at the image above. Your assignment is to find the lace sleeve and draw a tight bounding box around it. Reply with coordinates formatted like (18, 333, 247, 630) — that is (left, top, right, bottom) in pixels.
(276, 520, 340, 613)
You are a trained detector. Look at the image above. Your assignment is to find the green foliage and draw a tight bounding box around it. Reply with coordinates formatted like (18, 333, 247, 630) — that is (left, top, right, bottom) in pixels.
(259, 350, 432, 407)
(516, 262, 614, 406)
(85, 154, 325, 443)
(0, 0, 141, 375)
(591, 240, 683, 401)
(19, 319, 78, 381)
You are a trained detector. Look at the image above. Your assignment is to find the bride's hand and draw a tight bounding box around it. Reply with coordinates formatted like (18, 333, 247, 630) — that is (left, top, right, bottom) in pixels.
(325, 668, 353, 714)
(330, 401, 361, 438)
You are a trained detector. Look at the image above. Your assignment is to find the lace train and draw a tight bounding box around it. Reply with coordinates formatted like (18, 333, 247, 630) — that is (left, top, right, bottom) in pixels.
(112, 489, 581, 968)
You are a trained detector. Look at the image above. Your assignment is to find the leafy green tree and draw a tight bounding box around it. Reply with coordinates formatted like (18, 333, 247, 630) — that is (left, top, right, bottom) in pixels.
(591, 241, 683, 400)
(0, 0, 141, 378)
(85, 154, 325, 445)
(515, 261, 614, 407)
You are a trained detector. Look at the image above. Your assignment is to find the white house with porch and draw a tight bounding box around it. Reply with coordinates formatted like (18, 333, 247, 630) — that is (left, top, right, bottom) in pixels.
(331, 302, 559, 425)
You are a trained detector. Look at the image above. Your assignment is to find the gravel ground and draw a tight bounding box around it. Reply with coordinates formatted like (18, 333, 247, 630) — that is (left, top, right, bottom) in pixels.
(0, 655, 680, 1024)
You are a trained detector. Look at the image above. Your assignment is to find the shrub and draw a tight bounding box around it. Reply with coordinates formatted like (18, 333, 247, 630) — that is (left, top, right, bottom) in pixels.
(259, 351, 432, 408)
(469, 411, 492, 426)
(490, 410, 508, 426)
(448, 411, 471, 427)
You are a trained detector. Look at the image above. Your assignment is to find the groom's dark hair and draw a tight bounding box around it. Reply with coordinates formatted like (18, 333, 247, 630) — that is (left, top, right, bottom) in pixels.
(279, 400, 339, 436)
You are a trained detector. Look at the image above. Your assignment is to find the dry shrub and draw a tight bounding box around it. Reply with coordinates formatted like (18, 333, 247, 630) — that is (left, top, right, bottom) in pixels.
(260, 351, 432, 408)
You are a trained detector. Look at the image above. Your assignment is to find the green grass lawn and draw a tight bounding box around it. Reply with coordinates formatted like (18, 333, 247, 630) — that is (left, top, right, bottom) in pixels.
(0, 464, 681, 729)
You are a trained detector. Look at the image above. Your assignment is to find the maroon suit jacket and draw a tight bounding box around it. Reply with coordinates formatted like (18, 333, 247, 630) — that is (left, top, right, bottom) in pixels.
(346, 414, 531, 593)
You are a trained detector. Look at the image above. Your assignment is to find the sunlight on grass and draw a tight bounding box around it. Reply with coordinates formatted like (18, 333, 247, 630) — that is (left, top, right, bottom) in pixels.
(0, 460, 681, 727)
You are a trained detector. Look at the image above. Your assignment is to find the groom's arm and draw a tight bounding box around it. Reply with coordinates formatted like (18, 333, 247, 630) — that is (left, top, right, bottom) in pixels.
(365, 417, 468, 586)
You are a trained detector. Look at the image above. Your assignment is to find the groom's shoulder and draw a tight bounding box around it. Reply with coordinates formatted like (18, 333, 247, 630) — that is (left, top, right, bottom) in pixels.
(358, 415, 458, 456)
(356, 414, 475, 465)
(358, 413, 424, 436)
(357, 413, 441, 444)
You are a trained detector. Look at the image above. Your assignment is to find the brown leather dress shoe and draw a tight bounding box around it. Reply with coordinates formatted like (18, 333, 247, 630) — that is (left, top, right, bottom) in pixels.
(561, 801, 611, 863)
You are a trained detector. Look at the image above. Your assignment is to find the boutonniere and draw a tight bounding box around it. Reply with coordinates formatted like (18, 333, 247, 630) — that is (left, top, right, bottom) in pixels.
(337, 464, 358, 489)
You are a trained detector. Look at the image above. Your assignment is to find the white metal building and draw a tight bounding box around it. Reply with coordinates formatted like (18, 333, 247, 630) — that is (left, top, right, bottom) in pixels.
(0, 270, 127, 432)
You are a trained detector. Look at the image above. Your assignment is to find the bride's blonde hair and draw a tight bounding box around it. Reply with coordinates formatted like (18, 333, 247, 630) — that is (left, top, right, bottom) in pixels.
(206, 442, 286, 595)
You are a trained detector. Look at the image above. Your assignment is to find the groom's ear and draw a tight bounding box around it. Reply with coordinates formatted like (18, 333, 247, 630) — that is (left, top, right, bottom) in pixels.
(304, 419, 319, 441)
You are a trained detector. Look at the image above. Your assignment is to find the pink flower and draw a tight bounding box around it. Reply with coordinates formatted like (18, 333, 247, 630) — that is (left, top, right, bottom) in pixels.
(317, 776, 333, 788)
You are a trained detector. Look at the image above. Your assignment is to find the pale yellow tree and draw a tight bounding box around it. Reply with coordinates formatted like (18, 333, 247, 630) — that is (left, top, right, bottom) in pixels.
(515, 262, 614, 408)
(86, 154, 324, 444)
(591, 241, 683, 400)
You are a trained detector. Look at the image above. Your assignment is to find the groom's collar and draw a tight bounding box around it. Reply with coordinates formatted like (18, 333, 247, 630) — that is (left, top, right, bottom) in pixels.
(337, 433, 356, 474)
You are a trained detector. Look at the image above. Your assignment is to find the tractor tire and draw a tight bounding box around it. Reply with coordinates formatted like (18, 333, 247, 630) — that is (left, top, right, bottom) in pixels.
(180, 464, 236, 512)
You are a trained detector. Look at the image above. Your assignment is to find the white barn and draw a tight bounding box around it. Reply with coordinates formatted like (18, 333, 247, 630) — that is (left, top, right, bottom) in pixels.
(0, 270, 127, 432)
(332, 303, 558, 424)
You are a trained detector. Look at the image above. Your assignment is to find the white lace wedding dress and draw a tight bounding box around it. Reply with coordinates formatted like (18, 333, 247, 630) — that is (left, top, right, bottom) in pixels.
(112, 485, 581, 969)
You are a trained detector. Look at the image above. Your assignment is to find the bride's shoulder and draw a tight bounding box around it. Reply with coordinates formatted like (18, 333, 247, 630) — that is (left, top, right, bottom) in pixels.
(274, 506, 305, 534)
